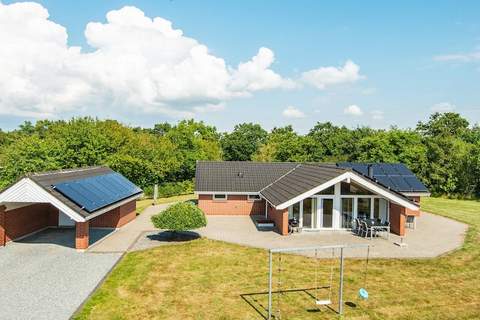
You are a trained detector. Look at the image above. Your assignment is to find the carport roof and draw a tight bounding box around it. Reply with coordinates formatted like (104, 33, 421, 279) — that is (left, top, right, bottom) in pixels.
(0, 166, 143, 220)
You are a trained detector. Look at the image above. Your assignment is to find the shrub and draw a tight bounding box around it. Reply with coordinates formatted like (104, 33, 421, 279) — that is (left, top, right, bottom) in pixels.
(151, 202, 206, 232)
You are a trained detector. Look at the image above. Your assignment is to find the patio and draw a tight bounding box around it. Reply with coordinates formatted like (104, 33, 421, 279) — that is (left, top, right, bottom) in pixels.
(195, 212, 467, 258)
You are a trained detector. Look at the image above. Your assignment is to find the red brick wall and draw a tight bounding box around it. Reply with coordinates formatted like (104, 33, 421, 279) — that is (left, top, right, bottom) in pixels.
(90, 200, 136, 228)
(75, 221, 89, 249)
(267, 203, 289, 235)
(389, 202, 406, 236)
(0, 205, 6, 246)
(1, 203, 59, 244)
(198, 194, 266, 215)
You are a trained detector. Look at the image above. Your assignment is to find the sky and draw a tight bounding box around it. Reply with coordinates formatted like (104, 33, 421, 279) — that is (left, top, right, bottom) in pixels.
(0, 0, 479, 133)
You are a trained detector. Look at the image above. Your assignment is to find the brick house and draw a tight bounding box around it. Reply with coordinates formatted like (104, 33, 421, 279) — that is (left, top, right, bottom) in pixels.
(195, 161, 430, 236)
(0, 166, 142, 250)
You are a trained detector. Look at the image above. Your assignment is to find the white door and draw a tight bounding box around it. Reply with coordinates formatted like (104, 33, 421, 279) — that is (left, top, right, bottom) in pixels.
(58, 211, 75, 227)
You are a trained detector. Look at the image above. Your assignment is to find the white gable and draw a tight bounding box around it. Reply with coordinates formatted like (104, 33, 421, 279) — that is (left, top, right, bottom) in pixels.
(0, 178, 86, 222)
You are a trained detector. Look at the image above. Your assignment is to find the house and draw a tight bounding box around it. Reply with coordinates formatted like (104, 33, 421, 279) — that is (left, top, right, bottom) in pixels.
(0, 166, 142, 250)
(195, 161, 430, 236)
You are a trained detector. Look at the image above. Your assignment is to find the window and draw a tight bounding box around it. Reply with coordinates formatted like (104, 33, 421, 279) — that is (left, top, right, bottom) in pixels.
(357, 198, 371, 219)
(374, 198, 380, 220)
(341, 198, 354, 228)
(247, 194, 261, 202)
(341, 182, 374, 195)
(213, 194, 227, 201)
(289, 202, 301, 221)
(316, 185, 334, 195)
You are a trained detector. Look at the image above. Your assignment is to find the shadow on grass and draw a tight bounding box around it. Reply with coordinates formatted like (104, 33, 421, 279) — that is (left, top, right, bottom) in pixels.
(146, 230, 200, 242)
(240, 286, 339, 319)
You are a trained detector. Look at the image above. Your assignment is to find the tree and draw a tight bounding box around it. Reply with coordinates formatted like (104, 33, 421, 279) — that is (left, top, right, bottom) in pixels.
(417, 112, 469, 138)
(221, 123, 267, 161)
(151, 202, 207, 236)
(253, 126, 311, 162)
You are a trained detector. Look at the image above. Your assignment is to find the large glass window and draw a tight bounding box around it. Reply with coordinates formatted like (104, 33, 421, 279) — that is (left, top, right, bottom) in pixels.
(303, 198, 313, 228)
(316, 185, 334, 195)
(341, 182, 374, 195)
(357, 198, 371, 219)
(289, 202, 301, 221)
(322, 199, 333, 228)
(374, 198, 380, 220)
(341, 198, 354, 228)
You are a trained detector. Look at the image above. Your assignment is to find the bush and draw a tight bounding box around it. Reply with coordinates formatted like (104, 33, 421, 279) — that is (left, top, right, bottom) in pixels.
(151, 202, 206, 232)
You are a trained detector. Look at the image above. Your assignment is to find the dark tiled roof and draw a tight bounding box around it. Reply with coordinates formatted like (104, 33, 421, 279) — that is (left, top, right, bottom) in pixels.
(29, 166, 141, 218)
(195, 161, 418, 208)
(260, 164, 347, 206)
(195, 161, 298, 192)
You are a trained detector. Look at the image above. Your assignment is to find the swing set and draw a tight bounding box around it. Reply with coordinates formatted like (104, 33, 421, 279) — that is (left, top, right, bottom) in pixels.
(267, 244, 371, 319)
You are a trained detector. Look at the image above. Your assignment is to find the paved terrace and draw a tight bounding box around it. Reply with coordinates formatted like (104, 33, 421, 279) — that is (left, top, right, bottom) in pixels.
(194, 212, 467, 258)
(93, 203, 467, 259)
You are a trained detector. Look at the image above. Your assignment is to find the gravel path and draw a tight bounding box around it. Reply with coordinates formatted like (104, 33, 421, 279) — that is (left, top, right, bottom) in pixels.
(0, 229, 121, 320)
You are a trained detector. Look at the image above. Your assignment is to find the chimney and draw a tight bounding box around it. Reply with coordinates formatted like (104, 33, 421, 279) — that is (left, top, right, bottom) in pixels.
(367, 165, 374, 178)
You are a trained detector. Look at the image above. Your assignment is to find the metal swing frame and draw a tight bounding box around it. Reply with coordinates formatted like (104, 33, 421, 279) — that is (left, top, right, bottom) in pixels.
(267, 243, 371, 320)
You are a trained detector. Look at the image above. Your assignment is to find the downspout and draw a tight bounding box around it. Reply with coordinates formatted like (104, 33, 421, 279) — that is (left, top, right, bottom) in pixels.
(265, 199, 268, 219)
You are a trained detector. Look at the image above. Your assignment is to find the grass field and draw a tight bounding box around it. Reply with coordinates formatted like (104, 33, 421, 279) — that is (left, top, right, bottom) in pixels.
(136, 194, 196, 214)
(75, 197, 480, 319)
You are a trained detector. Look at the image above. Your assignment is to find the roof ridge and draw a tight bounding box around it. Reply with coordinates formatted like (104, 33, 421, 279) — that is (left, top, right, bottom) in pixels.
(28, 166, 109, 177)
(259, 163, 302, 193)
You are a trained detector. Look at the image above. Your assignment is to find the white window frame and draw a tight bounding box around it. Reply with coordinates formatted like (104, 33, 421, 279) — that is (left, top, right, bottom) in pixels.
(247, 194, 262, 202)
(213, 194, 228, 202)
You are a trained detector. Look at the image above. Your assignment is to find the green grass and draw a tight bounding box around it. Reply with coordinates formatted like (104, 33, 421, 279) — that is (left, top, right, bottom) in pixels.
(75, 197, 480, 319)
(136, 194, 196, 215)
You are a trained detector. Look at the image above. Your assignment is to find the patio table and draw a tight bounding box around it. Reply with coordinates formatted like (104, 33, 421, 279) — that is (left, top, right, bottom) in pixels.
(362, 219, 390, 240)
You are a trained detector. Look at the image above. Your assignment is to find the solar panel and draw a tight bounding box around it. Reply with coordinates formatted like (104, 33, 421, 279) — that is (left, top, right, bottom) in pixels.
(53, 173, 142, 212)
(337, 162, 428, 193)
(404, 176, 429, 192)
(389, 176, 413, 191)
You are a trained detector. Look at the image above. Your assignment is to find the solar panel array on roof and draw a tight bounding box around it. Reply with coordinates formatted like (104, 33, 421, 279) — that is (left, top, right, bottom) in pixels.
(337, 162, 429, 193)
(53, 172, 142, 213)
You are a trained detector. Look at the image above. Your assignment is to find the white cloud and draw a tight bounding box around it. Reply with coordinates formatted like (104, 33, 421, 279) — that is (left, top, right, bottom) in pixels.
(343, 104, 363, 116)
(371, 110, 384, 120)
(431, 102, 456, 113)
(0, 3, 293, 118)
(301, 60, 364, 90)
(282, 106, 305, 118)
(434, 50, 480, 62)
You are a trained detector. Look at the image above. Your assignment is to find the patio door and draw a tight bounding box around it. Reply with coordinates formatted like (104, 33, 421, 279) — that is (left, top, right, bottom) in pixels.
(317, 197, 334, 229)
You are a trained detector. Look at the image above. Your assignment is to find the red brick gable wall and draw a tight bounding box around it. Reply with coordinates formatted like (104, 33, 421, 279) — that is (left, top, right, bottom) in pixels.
(90, 200, 136, 228)
(198, 194, 265, 215)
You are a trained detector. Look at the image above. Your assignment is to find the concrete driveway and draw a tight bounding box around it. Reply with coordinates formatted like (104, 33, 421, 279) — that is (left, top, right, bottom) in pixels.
(0, 228, 121, 320)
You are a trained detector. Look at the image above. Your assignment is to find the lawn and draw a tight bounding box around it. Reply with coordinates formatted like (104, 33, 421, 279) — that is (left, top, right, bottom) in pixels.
(75, 197, 480, 320)
(136, 194, 196, 215)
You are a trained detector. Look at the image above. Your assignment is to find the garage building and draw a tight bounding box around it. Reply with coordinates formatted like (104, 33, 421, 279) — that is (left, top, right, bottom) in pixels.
(0, 166, 142, 250)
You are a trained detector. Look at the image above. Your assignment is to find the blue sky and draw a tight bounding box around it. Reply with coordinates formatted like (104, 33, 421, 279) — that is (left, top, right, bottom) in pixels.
(1, 0, 479, 132)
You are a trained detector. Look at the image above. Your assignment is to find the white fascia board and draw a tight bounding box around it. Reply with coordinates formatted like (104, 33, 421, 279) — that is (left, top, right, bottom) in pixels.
(273, 172, 419, 211)
(275, 173, 351, 210)
(0, 178, 86, 222)
(402, 192, 431, 197)
(194, 191, 259, 195)
(85, 193, 143, 221)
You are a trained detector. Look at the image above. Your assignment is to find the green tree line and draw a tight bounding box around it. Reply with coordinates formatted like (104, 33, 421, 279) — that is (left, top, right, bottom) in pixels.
(0, 112, 479, 197)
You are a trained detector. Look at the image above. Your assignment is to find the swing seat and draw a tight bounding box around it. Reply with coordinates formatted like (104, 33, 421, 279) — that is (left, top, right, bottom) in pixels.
(358, 288, 369, 300)
(315, 299, 332, 305)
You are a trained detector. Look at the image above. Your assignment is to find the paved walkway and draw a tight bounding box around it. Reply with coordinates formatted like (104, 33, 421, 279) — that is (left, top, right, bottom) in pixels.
(88, 203, 169, 253)
(0, 229, 121, 320)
